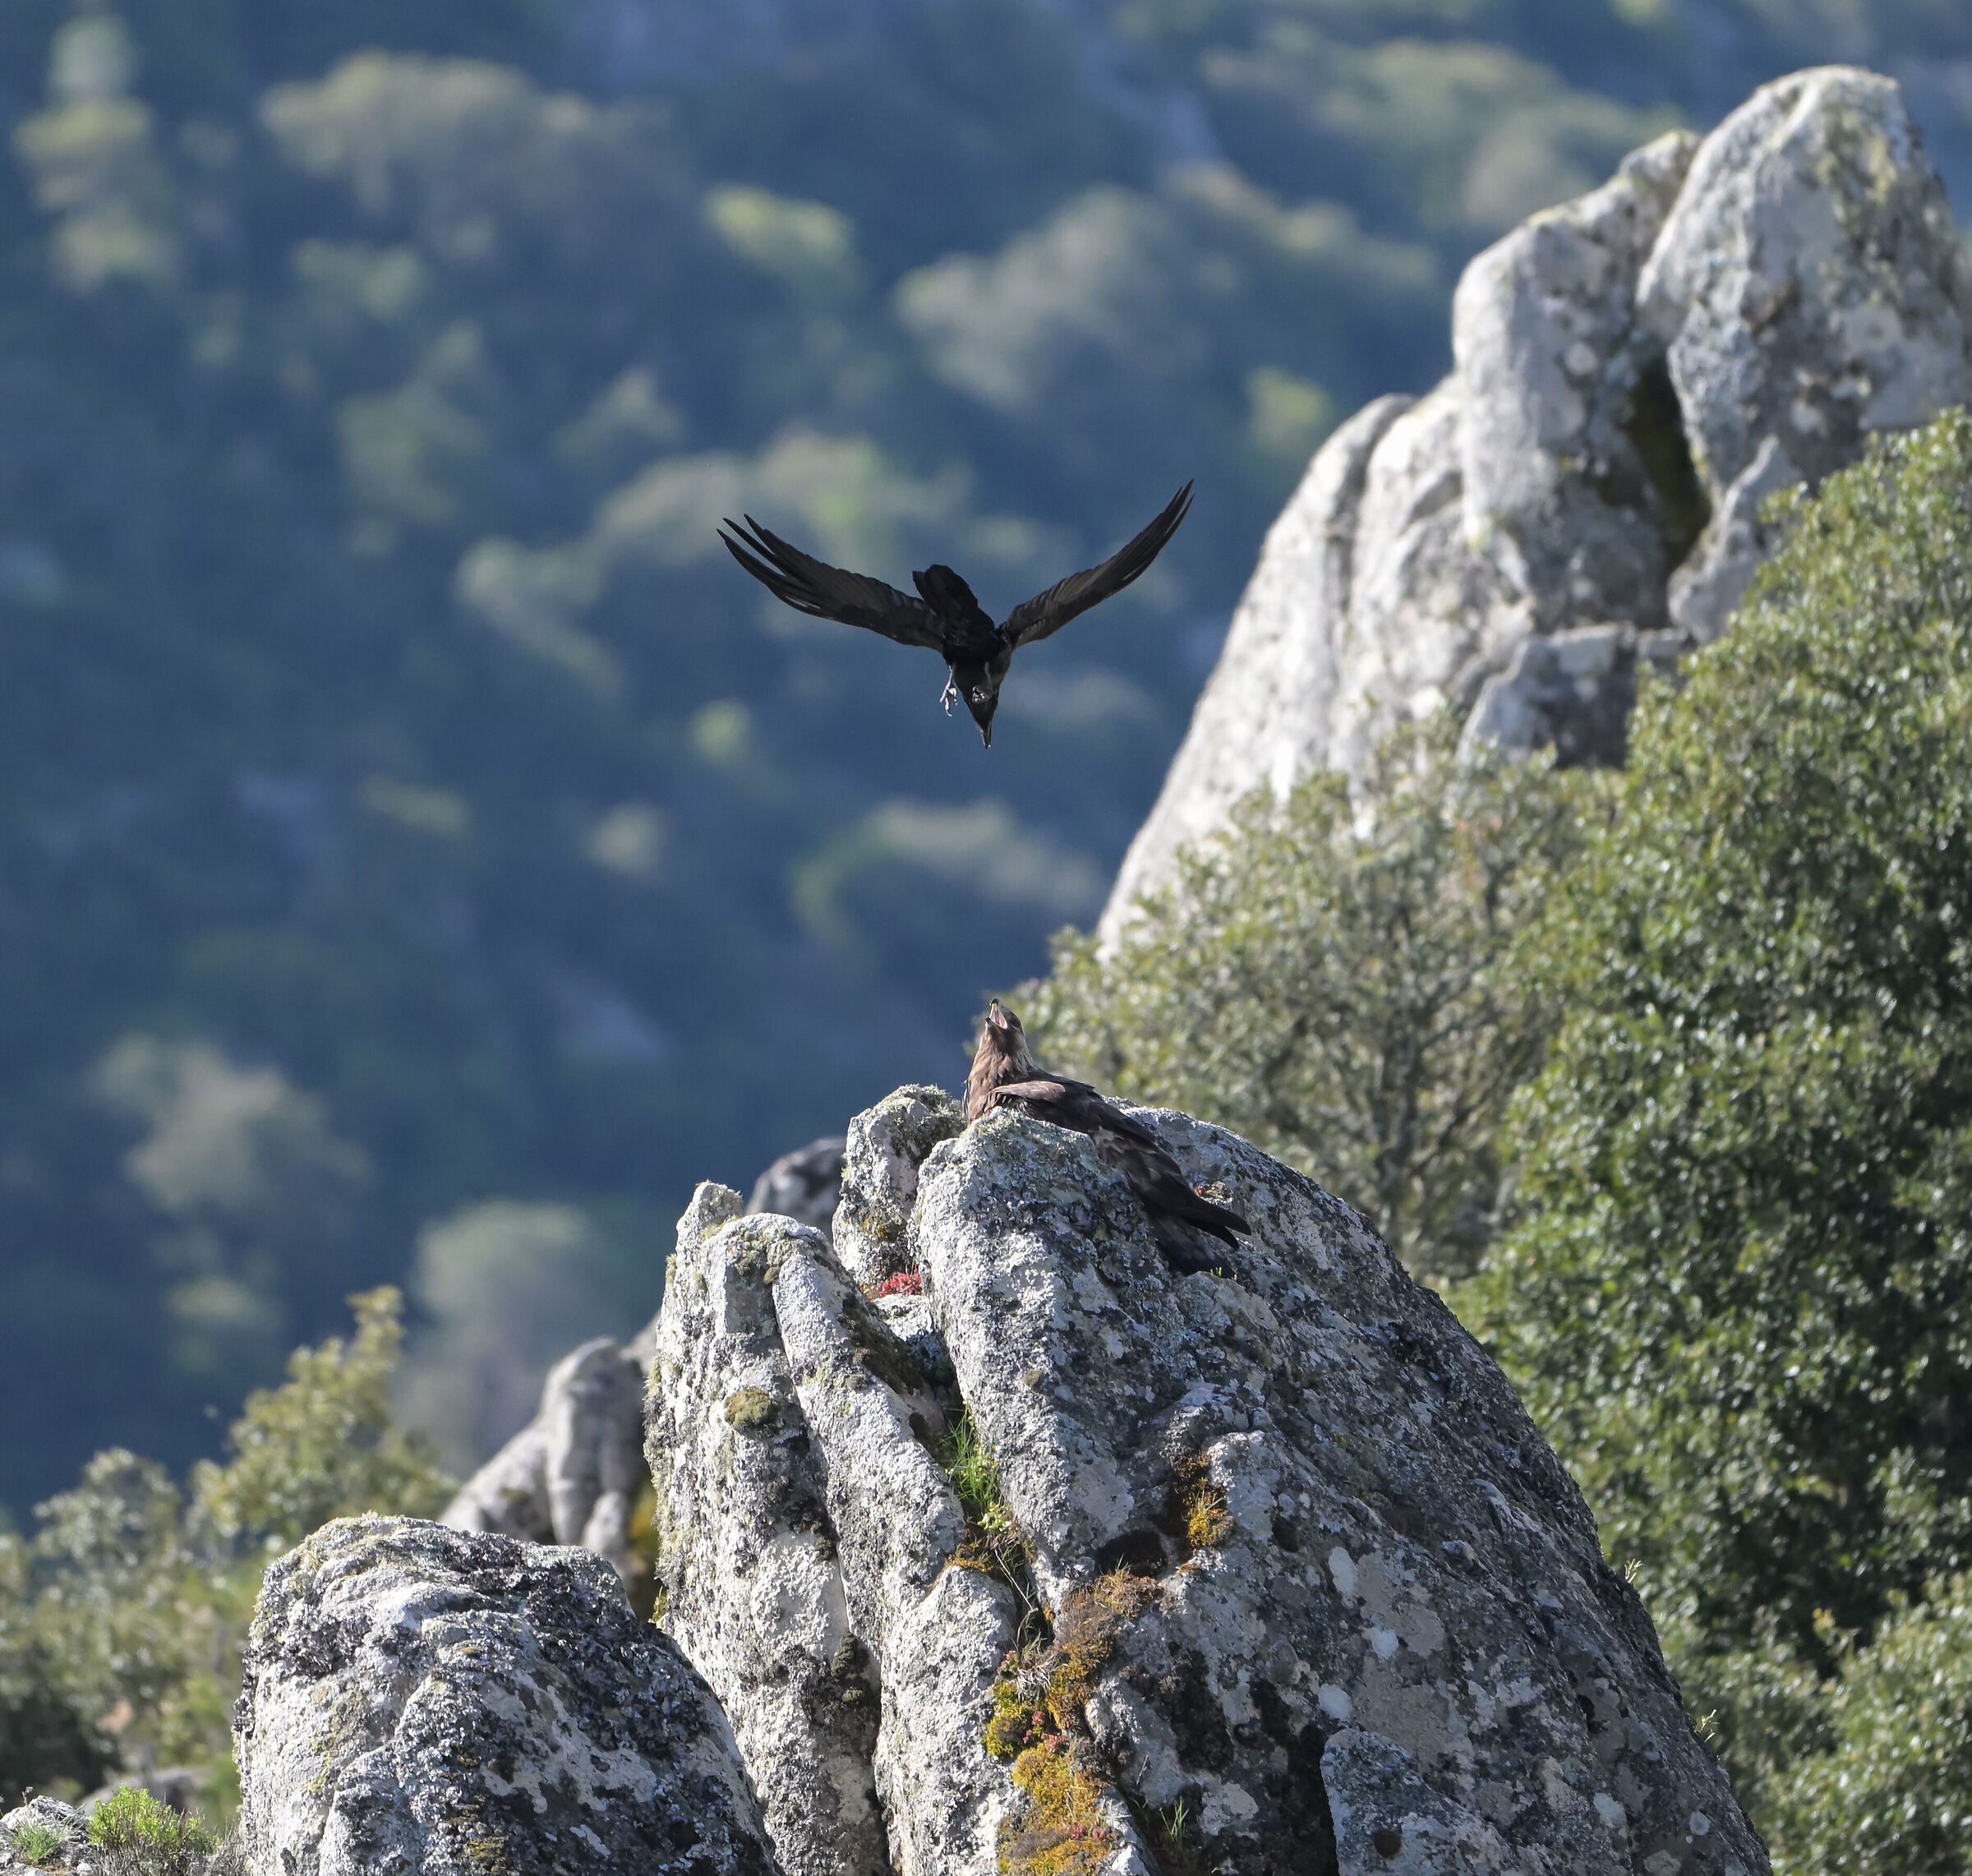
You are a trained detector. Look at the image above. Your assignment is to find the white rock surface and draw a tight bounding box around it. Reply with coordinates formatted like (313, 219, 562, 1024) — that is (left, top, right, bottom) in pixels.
(442, 1334, 647, 1588)
(1102, 395, 1408, 926)
(1454, 131, 1696, 641)
(644, 1190, 896, 1876)
(232, 1514, 777, 1876)
(1638, 67, 1972, 499)
(633, 1086, 1767, 1876)
(1103, 65, 1971, 937)
(905, 1101, 1766, 1876)
(829, 1084, 963, 1288)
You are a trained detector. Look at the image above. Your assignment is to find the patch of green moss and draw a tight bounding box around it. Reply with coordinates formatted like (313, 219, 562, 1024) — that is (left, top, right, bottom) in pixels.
(986, 1571, 1161, 1876)
(999, 1739, 1114, 1876)
(723, 1387, 779, 1432)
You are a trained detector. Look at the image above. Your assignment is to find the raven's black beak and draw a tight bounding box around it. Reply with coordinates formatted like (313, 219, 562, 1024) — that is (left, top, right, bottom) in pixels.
(980, 718, 993, 748)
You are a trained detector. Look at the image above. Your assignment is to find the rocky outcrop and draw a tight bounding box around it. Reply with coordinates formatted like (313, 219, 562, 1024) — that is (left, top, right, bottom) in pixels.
(639, 1085, 1767, 1876)
(829, 1084, 964, 1288)
(232, 1515, 777, 1876)
(749, 1136, 848, 1240)
(442, 1133, 849, 1591)
(0, 1798, 88, 1869)
(1103, 65, 1972, 939)
(442, 1334, 650, 1591)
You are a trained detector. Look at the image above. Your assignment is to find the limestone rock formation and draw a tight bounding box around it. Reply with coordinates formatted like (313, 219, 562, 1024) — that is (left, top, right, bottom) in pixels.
(232, 1515, 777, 1876)
(1103, 65, 1972, 939)
(829, 1084, 964, 1288)
(442, 1134, 847, 1590)
(442, 1334, 649, 1590)
(640, 1086, 1767, 1876)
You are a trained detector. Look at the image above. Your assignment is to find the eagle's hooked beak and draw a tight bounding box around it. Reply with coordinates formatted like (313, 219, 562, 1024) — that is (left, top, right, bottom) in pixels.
(988, 1000, 1011, 1030)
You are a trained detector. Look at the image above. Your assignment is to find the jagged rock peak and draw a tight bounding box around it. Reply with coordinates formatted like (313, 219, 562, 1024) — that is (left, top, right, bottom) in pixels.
(1103, 64, 1971, 942)
(640, 1086, 1767, 1876)
(232, 1515, 777, 1876)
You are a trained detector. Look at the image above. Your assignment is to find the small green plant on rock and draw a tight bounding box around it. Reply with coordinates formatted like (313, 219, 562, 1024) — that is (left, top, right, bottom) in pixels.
(87, 1786, 215, 1876)
(10, 1821, 68, 1867)
(1171, 1451, 1232, 1552)
(939, 1413, 1041, 1627)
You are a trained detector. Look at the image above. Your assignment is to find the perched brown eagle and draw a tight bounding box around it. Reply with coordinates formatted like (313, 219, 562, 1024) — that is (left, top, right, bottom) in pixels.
(718, 484, 1193, 746)
(967, 999, 1249, 1275)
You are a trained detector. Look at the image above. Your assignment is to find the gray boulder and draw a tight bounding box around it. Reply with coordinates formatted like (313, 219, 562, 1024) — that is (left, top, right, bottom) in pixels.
(643, 1187, 893, 1876)
(642, 1086, 1766, 1876)
(748, 1137, 847, 1240)
(1103, 64, 1971, 936)
(1102, 394, 1410, 929)
(232, 1514, 776, 1876)
(442, 1333, 648, 1591)
(1454, 131, 1697, 642)
(828, 1085, 963, 1288)
(1638, 66, 1972, 503)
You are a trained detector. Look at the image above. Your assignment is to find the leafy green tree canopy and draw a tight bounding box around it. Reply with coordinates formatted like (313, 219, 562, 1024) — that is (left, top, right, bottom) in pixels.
(1469, 409, 1972, 1652)
(193, 1286, 450, 1551)
(1028, 719, 1585, 1280)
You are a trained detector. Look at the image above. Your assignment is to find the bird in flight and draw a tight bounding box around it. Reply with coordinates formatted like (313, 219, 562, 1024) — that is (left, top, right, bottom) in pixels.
(718, 483, 1193, 746)
(966, 998, 1249, 1276)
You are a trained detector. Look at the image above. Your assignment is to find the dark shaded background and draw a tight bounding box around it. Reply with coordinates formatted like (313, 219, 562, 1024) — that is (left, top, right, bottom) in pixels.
(2, 0, 1968, 1506)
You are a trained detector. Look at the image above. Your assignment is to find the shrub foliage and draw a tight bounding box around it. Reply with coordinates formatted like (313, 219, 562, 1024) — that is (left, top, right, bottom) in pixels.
(1465, 412, 1972, 1864)
(1030, 720, 1587, 1279)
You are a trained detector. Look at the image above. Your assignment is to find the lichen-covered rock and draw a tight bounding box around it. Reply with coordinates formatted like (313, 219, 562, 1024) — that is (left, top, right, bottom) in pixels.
(1638, 67, 1972, 501)
(1457, 622, 1666, 767)
(442, 1334, 646, 1588)
(1454, 130, 1697, 640)
(644, 1189, 887, 1876)
(830, 1085, 963, 1287)
(770, 1228, 1018, 1876)
(638, 1089, 1765, 1875)
(645, 1175, 1024, 1876)
(232, 1515, 776, 1876)
(905, 1103, 1766, 1876)
(1325, 376, 1513, 784)
(1, 1796, 86, 1869)
(1101, 65, 1971, 930)
(1665, 433, 1800, 645)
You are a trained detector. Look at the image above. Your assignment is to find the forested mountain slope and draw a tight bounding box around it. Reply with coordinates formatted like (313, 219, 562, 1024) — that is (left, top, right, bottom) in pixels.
(2, 0, 1968, 1504)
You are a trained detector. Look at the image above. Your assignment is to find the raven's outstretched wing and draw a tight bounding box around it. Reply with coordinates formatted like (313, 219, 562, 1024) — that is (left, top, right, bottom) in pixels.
(721, 516, 946, 650)
(1000, 482, 1193, 649)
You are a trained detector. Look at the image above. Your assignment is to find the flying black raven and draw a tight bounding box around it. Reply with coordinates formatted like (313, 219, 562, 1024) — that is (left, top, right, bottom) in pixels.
(718, 483, 1193, 746)
(967, 998, 1249, 1275)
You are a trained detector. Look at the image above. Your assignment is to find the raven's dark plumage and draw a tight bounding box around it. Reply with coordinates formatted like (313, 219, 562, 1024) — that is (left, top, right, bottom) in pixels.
(967, 999, 1249, 1275)
(720, 484, 1193, 745)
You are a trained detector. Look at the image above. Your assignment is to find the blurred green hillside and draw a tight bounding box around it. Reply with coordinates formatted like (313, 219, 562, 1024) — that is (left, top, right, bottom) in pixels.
(2, 0, 1970, 1505)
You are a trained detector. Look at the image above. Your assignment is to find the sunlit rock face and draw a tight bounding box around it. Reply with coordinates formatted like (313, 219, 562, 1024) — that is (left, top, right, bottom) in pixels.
(639, 1087, 1767, 1876)
(232, 1516, 776, 1876)
(1103, 64, 1972, 941)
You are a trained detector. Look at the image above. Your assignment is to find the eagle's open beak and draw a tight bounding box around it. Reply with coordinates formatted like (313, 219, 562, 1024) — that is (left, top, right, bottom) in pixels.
(988, 1001, 1009, 1030)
